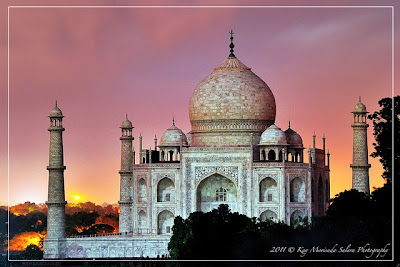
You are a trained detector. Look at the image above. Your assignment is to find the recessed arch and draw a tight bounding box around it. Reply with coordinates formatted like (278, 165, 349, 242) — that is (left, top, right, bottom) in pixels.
(138, 178, 147, 202)
(157, 210, 174, 234)
(260, 210, 278, 222)
(138, 210, 147, 230)
(325, 179, 329, 202)
(290, 210, 305, 226)
(196, 173, 237, 212)
(268, 150, 276, 160)
(290, 177, 305, 202)
(318, 175, 323, 202)
(259, 177, 277, 202)
(157, 178, 175, 202)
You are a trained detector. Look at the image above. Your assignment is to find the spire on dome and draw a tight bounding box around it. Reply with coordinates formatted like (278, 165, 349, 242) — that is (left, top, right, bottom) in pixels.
(359, 96, 362, 102)
(229, 30, 235, 58)
(172, 116, 175, 126)
(55, 100, 58, 107)
(288, 120, 291, 129)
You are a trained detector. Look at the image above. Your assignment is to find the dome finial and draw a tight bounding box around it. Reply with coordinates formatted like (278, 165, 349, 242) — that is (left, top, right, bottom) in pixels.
(55, 100, 58, 107)
(126, 113, 128, 120)
(288, 120, 291, 129)
(359, 96, 362, 102)
(172, 116, 175, 126)
(229, 29, 235, 58)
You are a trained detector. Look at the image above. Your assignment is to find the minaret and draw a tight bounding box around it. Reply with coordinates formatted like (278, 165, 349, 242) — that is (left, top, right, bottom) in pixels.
(350, 97, 371, 194)
(46, 101, 67, 240)
(118, 115, 134, 233)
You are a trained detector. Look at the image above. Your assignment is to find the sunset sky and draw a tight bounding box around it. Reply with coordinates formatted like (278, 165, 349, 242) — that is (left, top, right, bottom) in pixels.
(0, 0, 398, 206)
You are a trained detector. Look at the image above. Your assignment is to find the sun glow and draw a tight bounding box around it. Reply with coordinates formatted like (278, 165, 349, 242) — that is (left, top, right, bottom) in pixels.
(8, 232, 46, 251)
(74, 195, 80, 201)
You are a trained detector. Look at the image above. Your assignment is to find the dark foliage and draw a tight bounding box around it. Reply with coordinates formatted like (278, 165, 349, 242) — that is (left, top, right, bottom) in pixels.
(65, 211, 99, 236)
(367, 95, 399, 182)
(20, 244, 43, 260)
(80, 224, 115, 235)
(1, 209, 47, 240)
(169, 187, 392, 260)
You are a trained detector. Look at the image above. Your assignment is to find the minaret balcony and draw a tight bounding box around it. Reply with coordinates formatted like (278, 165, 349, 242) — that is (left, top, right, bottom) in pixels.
(350, 164, 371, 169)
(47, 166, 66, 171)
(48, 126, 65, 131)
(119, 170, 133, 175)
(45, 201, 67, 206)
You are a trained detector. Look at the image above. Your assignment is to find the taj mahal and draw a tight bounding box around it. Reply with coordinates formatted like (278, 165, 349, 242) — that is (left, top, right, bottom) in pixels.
(43, 33, 370, 259)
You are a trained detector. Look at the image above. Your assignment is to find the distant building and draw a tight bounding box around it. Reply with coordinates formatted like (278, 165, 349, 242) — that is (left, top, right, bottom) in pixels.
(44, 34, 330, 259)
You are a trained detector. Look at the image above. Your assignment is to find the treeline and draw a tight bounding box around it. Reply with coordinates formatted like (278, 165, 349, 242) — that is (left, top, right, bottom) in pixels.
(0, 202, 119, 258)
(168, 184, 392, 260)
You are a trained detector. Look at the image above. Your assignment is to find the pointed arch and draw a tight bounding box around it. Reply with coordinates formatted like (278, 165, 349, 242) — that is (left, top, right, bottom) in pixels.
(157, 178, 175, 202)
(259, 177, 277, 202)
(157, 210, 174, 234)
(290, 210, 305, 226)
(268, 150, 276, 160)
(260, 210, 278, 222)
(196, 173, 237, 212)
(138, 178, 147, 202)
(138, 210, 147, 230)
(290, 177, 305, 202)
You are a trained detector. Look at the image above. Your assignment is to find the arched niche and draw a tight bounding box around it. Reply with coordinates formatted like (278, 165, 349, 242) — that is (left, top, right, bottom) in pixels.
(260, 210, 278, 222)
(318, 175, 323, 202)
(138, 179, 147, 202)
(290, 210, 305, 226)
(138, 210, 147, 230)
(157, 210, 174, 234)
(290, 177, 305, 202)
(196, 173, 237, 212)
(259, 177, 277, 202)
(157, 178, 175, 202)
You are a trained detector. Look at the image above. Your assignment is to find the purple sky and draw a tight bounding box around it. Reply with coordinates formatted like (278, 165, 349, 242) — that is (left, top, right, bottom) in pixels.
(0, 0, 398, 205)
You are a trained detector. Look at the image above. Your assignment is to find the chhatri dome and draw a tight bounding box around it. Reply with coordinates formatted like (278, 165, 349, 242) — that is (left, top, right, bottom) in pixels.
(159, 118, 188, 147)
(121, 114, 133, 128)
(189, 31, 276, 147)
(49, 101, 63, 117)
(285, 121, 303, 148)
(260, 124, 288, 146)
(352, 96, 367, 113)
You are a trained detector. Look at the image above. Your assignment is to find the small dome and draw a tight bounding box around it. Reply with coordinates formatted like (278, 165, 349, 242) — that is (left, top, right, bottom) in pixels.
(50, 106, 63, 117)
(285, 127, 303, 148)
(159, 123, 188, 147)
(260, 124, 288, 146)
(353, 101, 367, 113)
(121, 118, 133, 128)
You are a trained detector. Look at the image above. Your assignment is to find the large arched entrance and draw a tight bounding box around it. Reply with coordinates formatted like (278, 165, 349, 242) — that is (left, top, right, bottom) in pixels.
(196, 173, 237, 212)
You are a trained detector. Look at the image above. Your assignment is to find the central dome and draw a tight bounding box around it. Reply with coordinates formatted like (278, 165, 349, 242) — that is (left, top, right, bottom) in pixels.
(189, 55, 276, 147)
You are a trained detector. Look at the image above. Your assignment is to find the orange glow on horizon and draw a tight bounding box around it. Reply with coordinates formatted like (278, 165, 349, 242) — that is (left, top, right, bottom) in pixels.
(8, 232, 46, 251)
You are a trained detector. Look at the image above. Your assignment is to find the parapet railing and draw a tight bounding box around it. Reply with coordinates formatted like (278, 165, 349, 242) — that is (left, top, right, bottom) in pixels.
(68, 232, 130, 238)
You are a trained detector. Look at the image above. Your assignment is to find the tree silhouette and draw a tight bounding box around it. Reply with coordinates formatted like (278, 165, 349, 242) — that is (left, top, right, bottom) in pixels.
(368, 96, 399, 182)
